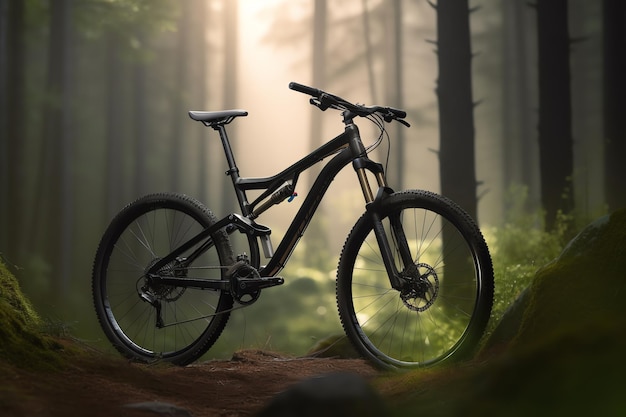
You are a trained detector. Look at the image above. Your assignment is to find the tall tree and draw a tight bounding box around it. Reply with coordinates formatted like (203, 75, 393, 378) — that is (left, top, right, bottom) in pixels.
(190, 0, 209, 203)
(310, 0, 327, 159)
(105, 30, 127, 219)
(502, 0, 536, 199)
(170, 1, 191, 192)
(433, 0, 478, 221)
(304, 0, 331, 270)
(384, 0, 404, 190)
(536, 0, 574, 230)
(603, 0, 626, 211)
(30, 0, 74, 296)
(1, 0, 26, 265)
(361, 0, 378, 103)
(132, 29, 148, 197)
(220, 0, 238, 216)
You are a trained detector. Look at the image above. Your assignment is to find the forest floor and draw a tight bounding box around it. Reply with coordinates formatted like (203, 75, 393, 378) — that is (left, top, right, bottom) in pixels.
(0, 340, 382, 417)
(4, 210, 626, 416)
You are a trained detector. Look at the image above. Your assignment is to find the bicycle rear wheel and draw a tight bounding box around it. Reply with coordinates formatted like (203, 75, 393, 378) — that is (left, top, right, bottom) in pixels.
(336, 190, 493, 370)
(92, 193, 235, 365)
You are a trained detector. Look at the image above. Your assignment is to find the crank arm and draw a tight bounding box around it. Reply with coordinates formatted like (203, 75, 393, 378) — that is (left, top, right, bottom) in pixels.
(236, 276, 284, 294)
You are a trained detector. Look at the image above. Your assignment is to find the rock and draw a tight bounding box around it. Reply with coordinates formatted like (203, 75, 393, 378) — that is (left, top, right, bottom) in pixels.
(122, 401, 193, 417)
(484, 208, 626, 351)
(255, 372, 388, 417)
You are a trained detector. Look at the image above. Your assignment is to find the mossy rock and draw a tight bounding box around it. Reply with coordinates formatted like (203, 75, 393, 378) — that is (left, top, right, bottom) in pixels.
(515, 209, 626, 345)
(484, 208, 626, 350)
(0, 259, 63, 370)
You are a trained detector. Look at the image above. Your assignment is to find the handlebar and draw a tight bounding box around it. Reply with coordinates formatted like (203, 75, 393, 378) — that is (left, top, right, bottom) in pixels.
(289, 81, 410, 127)
(289, 82, 322, 97)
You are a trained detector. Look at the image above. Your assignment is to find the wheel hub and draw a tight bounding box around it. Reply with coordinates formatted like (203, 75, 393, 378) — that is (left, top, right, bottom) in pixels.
(141, 258, 187, 302)
(400, 262, 439, 312)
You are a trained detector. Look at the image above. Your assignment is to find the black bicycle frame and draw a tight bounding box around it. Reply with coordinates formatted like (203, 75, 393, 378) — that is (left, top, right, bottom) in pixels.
(148, 119, 409, 290)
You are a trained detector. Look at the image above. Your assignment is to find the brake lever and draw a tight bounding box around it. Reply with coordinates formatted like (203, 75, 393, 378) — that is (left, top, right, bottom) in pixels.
(309, 98, 330, 111)
(310, 93, 343, 112)
(397, 119, 411, 128)
(382, 110, 411, 127)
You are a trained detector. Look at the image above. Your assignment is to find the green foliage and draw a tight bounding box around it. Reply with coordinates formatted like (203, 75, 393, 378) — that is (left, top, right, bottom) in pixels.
(484, 185, 573, 333)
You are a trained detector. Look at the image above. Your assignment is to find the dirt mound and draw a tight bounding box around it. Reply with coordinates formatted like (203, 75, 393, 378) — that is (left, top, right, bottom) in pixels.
(1, 344, 379, 417)
(0, 259, 380, 416)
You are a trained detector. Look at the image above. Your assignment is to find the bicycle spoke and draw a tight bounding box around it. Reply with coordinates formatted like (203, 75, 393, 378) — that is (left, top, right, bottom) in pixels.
(337, 191, 493, 369)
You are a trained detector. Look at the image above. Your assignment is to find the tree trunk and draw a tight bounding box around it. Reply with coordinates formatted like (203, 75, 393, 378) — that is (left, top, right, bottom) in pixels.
(305, 0, 331, 269)
(221, 0, 238, 216)
(31, 0, 73, 297)
(2, 0, 26, 264)
(170, 2, 192, 193)
(502, 0, 536, 199)
(361, 0, 378, 103)
(384, 0, 404, 190)
(603, 0, 626, 211)
(192, 0, 209, 203)
(434, 0, 478, 296)
(536, 0, 574, 230)
(436, 0, 478, 221)
(310, 0, 326, 173)
(133, 31, 148, 197)
(105, 31, 126, 219)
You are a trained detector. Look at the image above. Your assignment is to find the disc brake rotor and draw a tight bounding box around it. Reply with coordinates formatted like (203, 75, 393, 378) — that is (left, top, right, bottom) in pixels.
(400, 262, 439, 312)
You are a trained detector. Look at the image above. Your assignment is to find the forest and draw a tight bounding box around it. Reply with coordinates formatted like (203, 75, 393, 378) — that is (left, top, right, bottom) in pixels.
(0, 0, 624, 360)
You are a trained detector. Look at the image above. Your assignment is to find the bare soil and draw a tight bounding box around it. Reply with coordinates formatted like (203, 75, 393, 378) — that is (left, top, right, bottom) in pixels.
(0, 343, 381, 417)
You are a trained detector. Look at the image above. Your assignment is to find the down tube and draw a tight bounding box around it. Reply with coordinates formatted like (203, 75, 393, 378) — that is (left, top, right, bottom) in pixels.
(260, 148, 354, 277)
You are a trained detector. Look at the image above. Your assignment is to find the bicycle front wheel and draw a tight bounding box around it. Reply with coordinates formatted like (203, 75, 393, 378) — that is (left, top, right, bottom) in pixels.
(336, 190, 493, 370)
(92, 193, 235, 365)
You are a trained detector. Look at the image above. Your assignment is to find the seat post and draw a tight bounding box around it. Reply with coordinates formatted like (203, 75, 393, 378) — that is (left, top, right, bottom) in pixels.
(214, 124, 251, 215)
(214, 125, 239, 177)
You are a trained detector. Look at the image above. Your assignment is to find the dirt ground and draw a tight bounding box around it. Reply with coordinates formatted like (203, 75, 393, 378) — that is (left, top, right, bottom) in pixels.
(1, 344, 381, 417)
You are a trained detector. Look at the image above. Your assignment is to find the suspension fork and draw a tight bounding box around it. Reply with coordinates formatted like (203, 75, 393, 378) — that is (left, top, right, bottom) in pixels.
(354, 157, 413, 291)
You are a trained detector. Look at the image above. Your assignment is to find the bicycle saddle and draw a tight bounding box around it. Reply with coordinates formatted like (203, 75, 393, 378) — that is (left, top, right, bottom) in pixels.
(188, 110, 248, 125)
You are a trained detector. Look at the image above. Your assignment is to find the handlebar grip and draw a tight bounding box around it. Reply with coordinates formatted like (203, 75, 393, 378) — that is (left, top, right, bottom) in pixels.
(289, 82, 321, 97)
(389, 107, 407, 119)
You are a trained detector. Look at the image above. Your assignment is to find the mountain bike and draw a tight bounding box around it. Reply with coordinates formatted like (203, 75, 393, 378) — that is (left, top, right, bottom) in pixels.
(92, 82, 494, 370)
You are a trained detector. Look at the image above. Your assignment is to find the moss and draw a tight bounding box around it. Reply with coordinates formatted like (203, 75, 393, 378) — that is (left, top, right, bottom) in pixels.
(0, 260, 41, 326)
(0, 259, 63, 370)
(515, 208, 626, 345)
